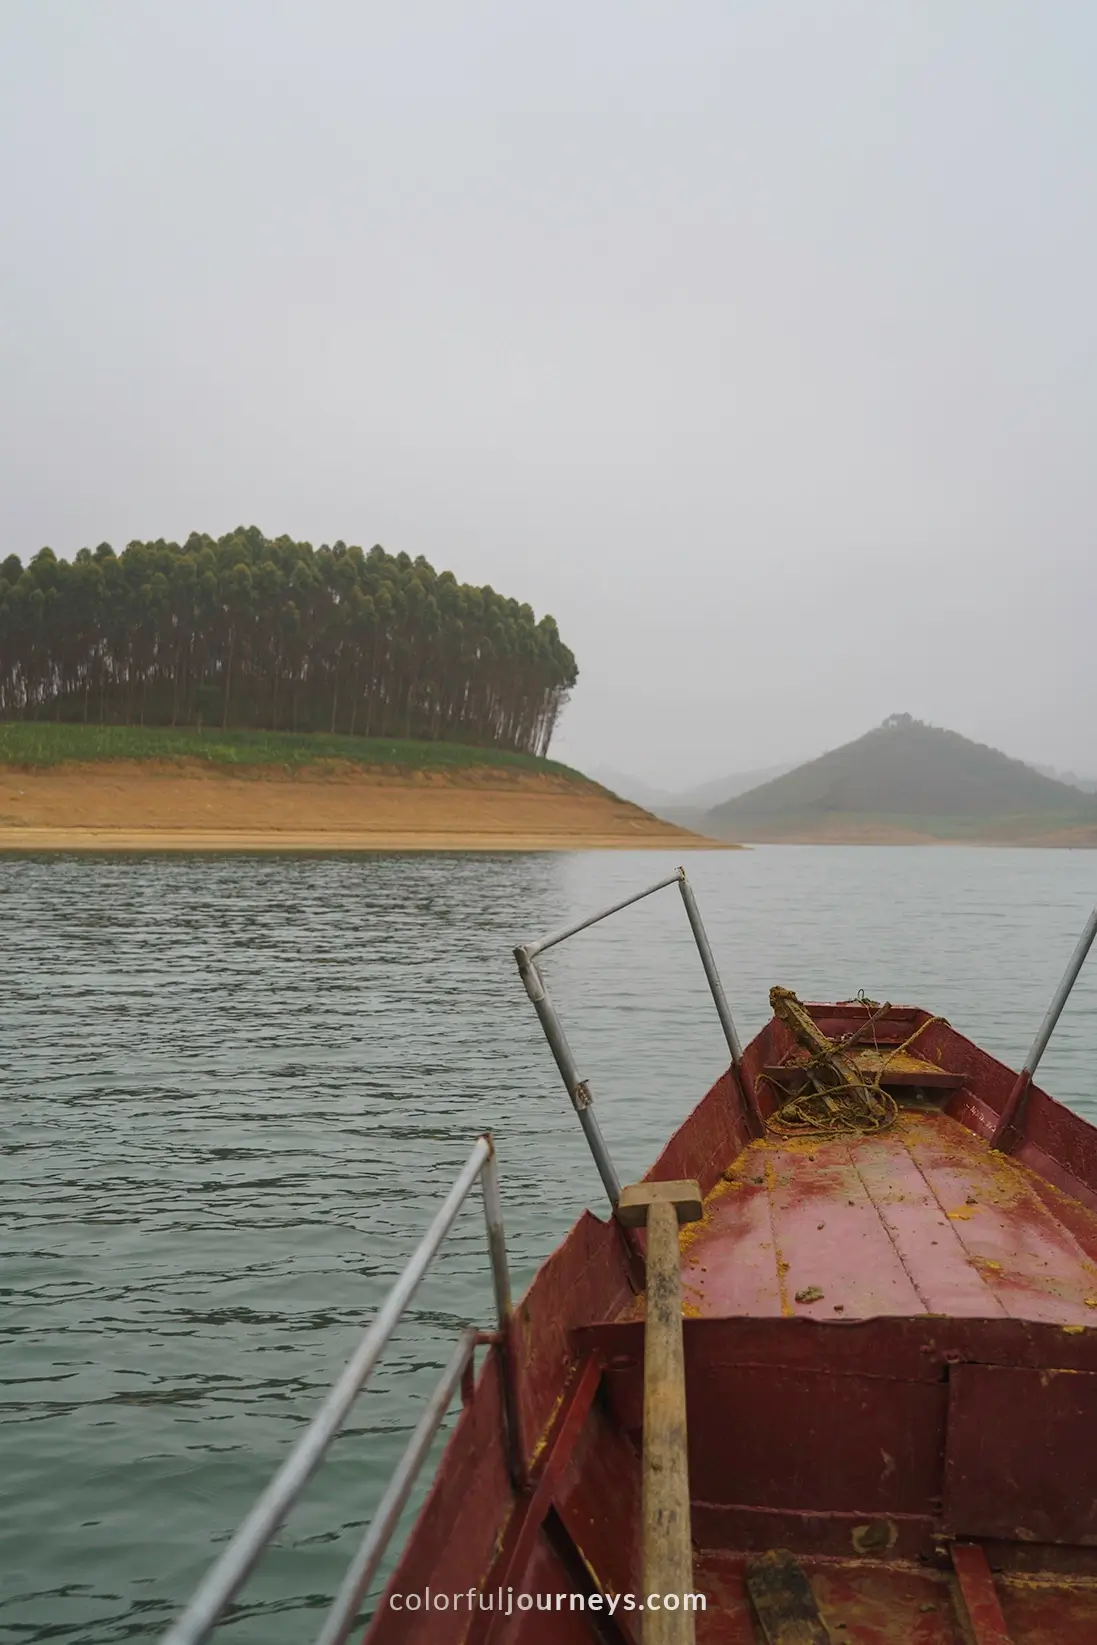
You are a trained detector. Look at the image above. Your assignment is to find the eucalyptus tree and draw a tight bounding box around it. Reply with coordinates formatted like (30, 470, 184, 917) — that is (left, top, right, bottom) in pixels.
(0, 529, 578, 755)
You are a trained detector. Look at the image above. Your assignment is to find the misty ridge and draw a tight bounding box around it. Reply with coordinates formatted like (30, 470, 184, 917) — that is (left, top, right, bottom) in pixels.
(602, 717, 1097, 846)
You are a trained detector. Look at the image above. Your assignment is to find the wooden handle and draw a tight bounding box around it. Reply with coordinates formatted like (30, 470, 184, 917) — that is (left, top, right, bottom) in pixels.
(641, 1198, 695, 1643)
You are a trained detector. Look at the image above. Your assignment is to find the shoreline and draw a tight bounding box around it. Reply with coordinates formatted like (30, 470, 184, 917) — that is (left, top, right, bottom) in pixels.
(0, 759, 730, 853)
(0, 826, 731, 853)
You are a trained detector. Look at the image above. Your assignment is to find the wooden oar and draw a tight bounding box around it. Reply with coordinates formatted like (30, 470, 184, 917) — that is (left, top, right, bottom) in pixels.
(617, 1179, 703, 1643)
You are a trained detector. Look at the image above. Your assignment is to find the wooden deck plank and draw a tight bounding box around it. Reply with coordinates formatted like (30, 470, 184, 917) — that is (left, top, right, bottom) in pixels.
(951, 1543, 1013, 1645)
(901, 1115, 1097, 1325)
(760, 1138, 926, 1319)
(852, 1132, 1008, 1317)
(676, 1112, 1097, 1327)
(697, 1552, 968, 1644)
(745, 1550, 830, 1643)
(678, 1174, 785, 1318)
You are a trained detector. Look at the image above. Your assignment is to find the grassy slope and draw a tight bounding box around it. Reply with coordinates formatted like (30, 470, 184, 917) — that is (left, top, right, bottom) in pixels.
(706, 718, 1097, 839)
(0, 721, 593, 781)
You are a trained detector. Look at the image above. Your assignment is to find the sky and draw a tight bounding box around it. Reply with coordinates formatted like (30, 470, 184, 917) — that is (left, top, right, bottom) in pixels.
(1, 1, 1095, 789)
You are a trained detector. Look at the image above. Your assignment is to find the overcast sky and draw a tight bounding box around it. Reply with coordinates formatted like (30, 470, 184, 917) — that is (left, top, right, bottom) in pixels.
(2, 2, 1094, 787)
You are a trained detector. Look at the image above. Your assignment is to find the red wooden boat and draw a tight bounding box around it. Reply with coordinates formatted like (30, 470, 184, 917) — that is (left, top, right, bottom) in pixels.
(163, 870, 1097, 1645)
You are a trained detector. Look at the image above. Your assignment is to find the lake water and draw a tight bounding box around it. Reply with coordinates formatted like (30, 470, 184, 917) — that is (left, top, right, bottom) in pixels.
(4, 846, 1097, 1643)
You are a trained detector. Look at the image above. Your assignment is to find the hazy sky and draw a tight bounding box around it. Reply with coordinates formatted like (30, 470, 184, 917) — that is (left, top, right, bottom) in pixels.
(2, 2, 1095, 786)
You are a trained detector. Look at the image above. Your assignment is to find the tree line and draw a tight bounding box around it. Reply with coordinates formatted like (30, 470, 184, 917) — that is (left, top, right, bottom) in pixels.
(0, 528, 578, 755)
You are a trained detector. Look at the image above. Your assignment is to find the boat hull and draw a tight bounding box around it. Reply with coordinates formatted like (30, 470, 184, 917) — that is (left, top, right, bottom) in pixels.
(365, 1004, 1097, 1642)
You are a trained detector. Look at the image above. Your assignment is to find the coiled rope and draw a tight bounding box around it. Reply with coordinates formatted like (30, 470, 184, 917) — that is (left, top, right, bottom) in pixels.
(762, 986, 946, 1139)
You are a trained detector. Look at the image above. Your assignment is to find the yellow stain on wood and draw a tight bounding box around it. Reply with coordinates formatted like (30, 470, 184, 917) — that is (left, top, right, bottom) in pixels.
(527, 1384, 568, 1470)
(764, 1158, 795, 1316)
(678, 1171, 734, 1257)
(517, 1308, 536, 1369)
(673, 1103, 1097, 1328)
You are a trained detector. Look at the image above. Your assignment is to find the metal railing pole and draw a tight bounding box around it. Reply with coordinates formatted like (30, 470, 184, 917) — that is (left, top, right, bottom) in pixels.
(525, 871, 684, 958)
(514, 944, 622, 1208)
(312, 1329, 479, 1645)
(676, 870, 764, 1136)
(992, 904, 1097, 1151)
(160, 1137, 492, 1645)
(1018, 902, 1097, 1080)
(676, 869, 743, 1061)
(480, 1139, 523, 1486)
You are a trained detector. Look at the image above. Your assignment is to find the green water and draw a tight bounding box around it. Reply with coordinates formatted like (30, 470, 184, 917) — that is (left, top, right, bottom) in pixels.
(4, 847, 1097, 1642)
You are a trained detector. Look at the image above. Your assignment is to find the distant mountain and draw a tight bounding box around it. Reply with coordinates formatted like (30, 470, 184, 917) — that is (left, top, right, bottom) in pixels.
(670, 764, 798, 812)
(705, 715, 1097, 845)
(590, 762, 797, 821)
(1033, 765, 1097, 795)
(586, 768, 674, 809)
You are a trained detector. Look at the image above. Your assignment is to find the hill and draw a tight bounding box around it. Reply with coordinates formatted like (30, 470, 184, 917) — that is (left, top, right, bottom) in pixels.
(705, 715, 1097, 845)
(0, 723, 730, 852)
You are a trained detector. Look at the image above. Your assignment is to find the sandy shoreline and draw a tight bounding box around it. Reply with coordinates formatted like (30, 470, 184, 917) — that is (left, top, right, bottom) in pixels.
(0, 761, 729, 852)
(0, 827, 727, 853)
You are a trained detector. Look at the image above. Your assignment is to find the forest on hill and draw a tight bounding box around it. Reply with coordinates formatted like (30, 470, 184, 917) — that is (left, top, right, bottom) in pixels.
(707, 715, 1097, 841)
(0, 529, 577, 756)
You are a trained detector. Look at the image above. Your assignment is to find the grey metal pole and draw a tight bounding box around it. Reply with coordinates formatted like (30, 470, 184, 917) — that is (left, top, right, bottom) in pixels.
(160, 1137, 492, 1645)
(676, 870, 744, 1062)
(525, 870, 683, 958)
(1020, 903, 1097, 1079)
(993, 904, 1097, 1150)
(514, 945, 622, 1206)
(677, 870, 764, 1135)
(480, 1139, 512, 1323)
(480, 1139, 523, 1485)
(312, 1328, 479, 1645)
